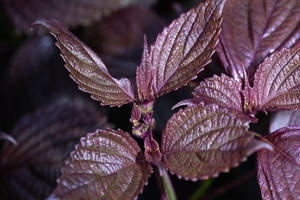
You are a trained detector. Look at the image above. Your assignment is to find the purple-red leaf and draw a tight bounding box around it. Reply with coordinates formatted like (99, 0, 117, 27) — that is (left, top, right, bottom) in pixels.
(161, 104, 270, 180)
(0, 100, 109, 200)
(136, 0, 224, 101)
(257, 127, 300, 200)
(34, 19, 135, 107)
(270, 110, 300, 132)
(173, 74, 243, 112)
(253, 47, 300, 111)
(3, 0, 139, 32)
(50, 129, 152, 200)
(218, 0, 300, 80)
(0, 131, 16, 145)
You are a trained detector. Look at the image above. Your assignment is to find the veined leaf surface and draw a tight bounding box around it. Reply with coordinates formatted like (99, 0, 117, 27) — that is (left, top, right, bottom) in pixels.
(257, 127, 300, 200)
(34, 19, 135, 107)
(50, 129, 152, 200)
(161, 104, 270, 180)
(217, 0, 300, 80)
(137, 0, 224, 101)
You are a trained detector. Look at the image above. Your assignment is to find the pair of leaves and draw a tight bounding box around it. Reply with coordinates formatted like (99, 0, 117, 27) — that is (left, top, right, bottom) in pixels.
(176, 47, 300, 114)
(34, 0, 225, 107)
(257, 111, 300, 200)
(217, 0, 300, 80)
(0, 99, 109, 200)
(3, 0, 140, 32)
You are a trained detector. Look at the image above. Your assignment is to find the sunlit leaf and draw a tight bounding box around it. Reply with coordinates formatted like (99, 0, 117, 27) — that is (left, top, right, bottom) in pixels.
(34, 19, 135, 107)
(173, 74, 243, 112)
(217, 0, 300, 80)
(50, 129, 152, 200)
(136, 0, 224, 101)
(3, 0, 140, 32)
(257, 127, 300, 200)
(253, 47, 300, 111)
(0, 99, 109, 200)
(161, 104, 270, 180)
(270, 110, 300, 132)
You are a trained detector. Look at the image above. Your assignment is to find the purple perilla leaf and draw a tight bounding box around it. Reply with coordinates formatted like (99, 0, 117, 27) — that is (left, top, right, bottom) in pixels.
(3, 0, 140, 33)
(33, 19, 135, 107)
(217, 0, 300, 81)
(136, 0, 224, 101)
(161, 104, 270, 180)
(49, 129, 152, 200)
(0, 131, 17, 145)
(0, 99, 109, 200)
(270, 110, 300, 132)
(257, 127, 300, 200)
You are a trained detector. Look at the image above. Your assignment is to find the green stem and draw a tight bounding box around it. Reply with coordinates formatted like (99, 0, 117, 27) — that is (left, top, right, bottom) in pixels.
(189, 179, 214, 200)
(159, 167, 177, 200)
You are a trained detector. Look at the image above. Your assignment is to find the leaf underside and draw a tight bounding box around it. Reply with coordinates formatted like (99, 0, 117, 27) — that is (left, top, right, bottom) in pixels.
(136, 0, 224, 101)
(217, 0, 300, 80)
(0, 100, 108, 200)
(3, 0, 138, 32)
(50, 129, 152, 200)
(253, 47, 300, 111)
(270, 110, 300, 132)
(34, 19, 135, 107)
(257, 127, 300, 200)
(161, 104, 269, 180)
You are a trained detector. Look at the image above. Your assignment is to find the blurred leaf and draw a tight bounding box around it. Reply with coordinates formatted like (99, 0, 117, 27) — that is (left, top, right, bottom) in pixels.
(253, 47, 300, 111)
(3, 0, 140, 33)
(136, 0, 224, 101)
(0, 99, 109, 200)
(217, 0, 300, 80)
(34, 19, 135, 107)
(161, 104, 270, 180)
(257, 127, 300, 200)
(0, 131, 16, 145)
(50, 129, 152, 200)
(270, 110, 300, 132)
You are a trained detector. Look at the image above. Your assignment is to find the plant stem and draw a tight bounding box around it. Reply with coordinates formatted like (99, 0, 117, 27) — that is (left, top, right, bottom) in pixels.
(188, 179, 214, 200)
(157, 167, 177, 200)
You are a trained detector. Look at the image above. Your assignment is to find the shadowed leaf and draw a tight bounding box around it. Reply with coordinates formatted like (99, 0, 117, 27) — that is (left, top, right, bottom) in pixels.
(217, 0, 300, 80)
(173, 74, 243, 112)
(257, 127, 300, 200)
(49, 129, 152, 200)
(253, 47, 300, 111)
(0, 99, 109, 200)
(161, 104, 270, 180)
(136, 0, 224, 101)
(34, 19, 135, 107)
(3, 0, 140, 33)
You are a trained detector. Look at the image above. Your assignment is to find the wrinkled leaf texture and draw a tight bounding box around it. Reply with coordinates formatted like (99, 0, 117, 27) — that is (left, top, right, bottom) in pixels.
(136, 0, 224, 101)
(253, 47, 300, 111)
(3, 0, 139, 32)
(162, 104, 270, 180)
(257, 127, 300, 200)
(218, 0, 300, 80)
(34, 19, 135, 107)
(50, 129, 152, 200)
(0, 99, 109, 200)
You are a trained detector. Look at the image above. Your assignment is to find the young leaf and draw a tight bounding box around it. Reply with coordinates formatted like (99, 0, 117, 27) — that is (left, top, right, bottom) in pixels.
(0, 100, 109, 200)
(173, 74, 243, 112)
(136, 0, 224, 101)
(270, 110, 300, 132)
(253, 47, 300, 111)
(217, 0, 300, 80)
(257, 127, 300, 200)
(33, 19, 135, 107)
(3, 0, 139, 32)
(50, 129, 152, 200)
(161, 104, 270, 180)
